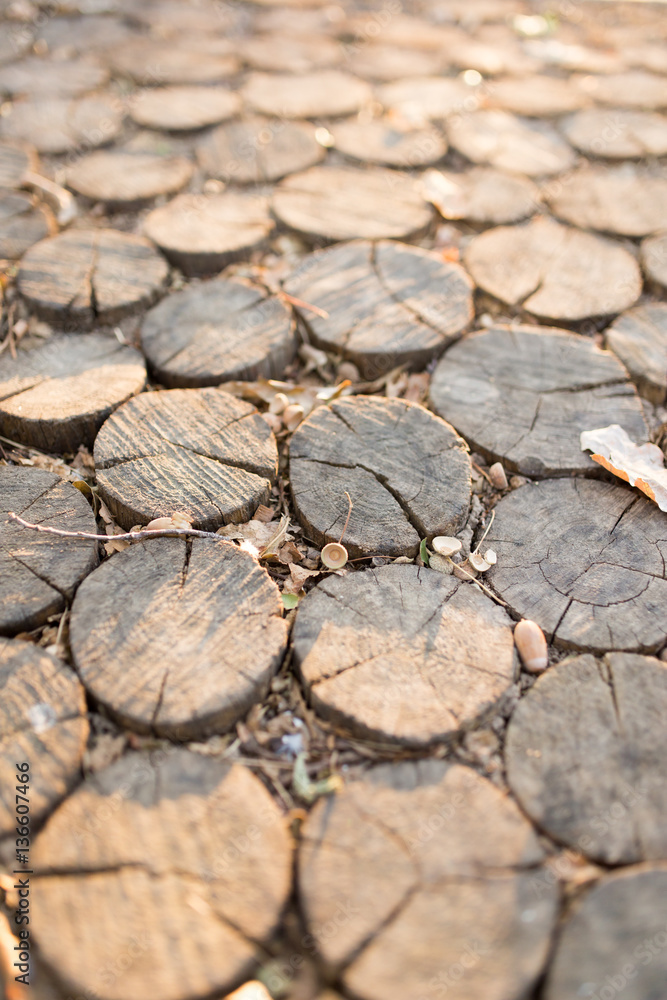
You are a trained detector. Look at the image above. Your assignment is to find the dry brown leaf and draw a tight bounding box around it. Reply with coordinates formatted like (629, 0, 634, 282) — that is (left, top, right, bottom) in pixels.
(277, 540, 302, 564)
(581, 424, 667, 512)
(216, 514, 293, 559)
(254, 504, 275, 523)
(283, 563, 321, 594)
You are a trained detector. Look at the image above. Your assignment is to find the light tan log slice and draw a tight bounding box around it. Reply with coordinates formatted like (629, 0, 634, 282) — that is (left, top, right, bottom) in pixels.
(376, 76, 476, 119)
(485, 75, 590, 116)
(143, 191, 275, 276)
(140, 278, 296, 386)
(0, 140, 36, 188)
(463, 216, 642, 321)
(288, 395, 471, 558)
(94, 387, 278, 530)
(425, 166, 539, 224)
(292, 564, 518, 745)
(0, 637, 88, 842)
(486, 478, 667, 653)
(344, 13, 465, 51)
(282, 239, 472, 377)
(0, 95, 124, 155)
(196, 117, 325, 184)
(241, 71, 372, 118)
(506, 653, 667, 865)
(544, 868, 667, 1000)
(641, 231, 667, 290)
(347, 45, 444, 81)
(0, 333, 146, 451)
(605, 304, 667, 404)
(560, 108, 667, 159)
(30, 750, 292, 1000)
(0, 188, 53, 259)
(254, 7, 343, 34)
(111, 39, 240, 84)
(34, 13, 133, 53)
(70, 537, 288, 737)
(129, 86, 242, 131)
(66, 151, 193, 209)
(0, 55, 109, 97)
(331, 118, 447, 167)
(0, 467, 98, 634)
(447, 110, 576, 176)
(429, 324, 647, 476)
(240, 33, 342, 72)
(443, 38, 540, 75)
(129, 0, 242, 33)
(299, 760, 558, 1000)
(523, 39, 624, 74)
(272, 166, 433, 242)
(574, 70, 667, 110)
(17, 228, 168, 327)
(546, 163, 667, 238)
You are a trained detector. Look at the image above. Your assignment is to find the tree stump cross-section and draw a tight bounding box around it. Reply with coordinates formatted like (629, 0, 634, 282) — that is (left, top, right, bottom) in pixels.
(0, 95, 125, 155)
(605, 303, 667, 405)
(129, 86, 242, 132)
(66, 151, 194, 210)
(196, 116, 325, 185)
(241, 70, 372, 119)
(546, 163, 667, 238)
(447, 110, 576, 177)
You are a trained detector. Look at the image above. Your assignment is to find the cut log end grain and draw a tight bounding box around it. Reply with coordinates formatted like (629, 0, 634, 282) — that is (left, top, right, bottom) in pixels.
(0, 637, 89, 842)
(424, 166, 540, 225)
(574, 70, 667, 111)
(0, 95, 125, 155)
(0, 55, 109, 98)
(111, 40, 240, 85)
(375, 76, 475, 120)
(506, 653, 667, 864)
(560, 109, 667, 159)
(0, 467, 98, 635)
(0, 188, 54, 259)
(0, 140, 37, 188)
(288, 395, 471, 558)
(641, 232, 667, 290)
(545, 163, 667, 238)
(605, 303, 667, 404)
(240, 33, 343, 73)
(196, 116, 325, 185)
(94, 387, 278, 530)
(241, 70, 372, 119)
(485, 74, 591, 116)
(331, 118, 447, 168)
(292, 563, 518, 745)
(66, 151, 193, 208)
(129, 86, 242, 131)
(447, 110, 576, 177)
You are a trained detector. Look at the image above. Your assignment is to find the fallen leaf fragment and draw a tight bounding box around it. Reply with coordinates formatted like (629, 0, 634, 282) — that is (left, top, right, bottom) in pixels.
(581, 424, 667, 511)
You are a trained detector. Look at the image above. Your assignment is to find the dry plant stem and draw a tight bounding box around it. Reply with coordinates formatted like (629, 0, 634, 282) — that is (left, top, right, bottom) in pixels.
(451, 561, 507, 606)
(338, 490, 353, 544)
(8, 512, 223, 543)
(472, 508, 496, 557)
(277, 290, 329, 318)
(471, 460, 494, 485)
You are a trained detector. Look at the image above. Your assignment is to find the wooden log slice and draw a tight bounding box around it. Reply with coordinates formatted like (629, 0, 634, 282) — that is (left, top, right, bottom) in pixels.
(66, 151, 194, 209)
(0, 95, 124, 155)
(111, 39, 240, 85)
(447, 110, 576, 177)
(70, 537, 287, 737)
(0, 638, 88, 843)
(0, 140, 35, 188)
(0, 25, 31, 66)
(575, 70, 667, 110)
(560, 108, 667, 159)
(506, 653, 667, 865)
(331, 118, 447, 168)
(605, 304, 667, 404)
(289, 395, 471, 558)
(299, 759, 558, 999)
(347, 45, 444, 82)
(241, 70, 372, 119)
(463, 216, 642, 321)
(444, 38, 540, 76)
(141, 277, 296, 387)
(429, 324, 647, 477)
(282, 239, 473, 378)
(254, 7, 343, 35)
(486, 75, 590, 116)
(34, 13, 133, 54)
(17, 228, 169, 327)
(30, 750, 292, 1000)
(143, 192, 275, 277)
(94, 387, 277, 530)
(0, 55, 109, 97)
(641, 231, 667, 290)
(546, 163, 667, 238)
(240, 33, 342, 72)
(625, 43, 667, 75)
(523, 39, 624, 74)
(272, 166, 433, 242)
(376, 76, 476, 120)
(129, 86, 242, 132)
(544, 868, 667, 1000)
(196, 117, 325, 184)
(0, 188, 53, 259)
(424, 166, 539, 224)
(129, 0, 242, 34)
(0, 466, 98, 635)
(486, 478, 667, 653)
(292, 563, 517, 745)
(0, 333, 146, 452)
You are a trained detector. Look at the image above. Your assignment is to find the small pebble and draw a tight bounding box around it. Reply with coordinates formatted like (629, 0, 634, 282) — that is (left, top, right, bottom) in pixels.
(489, 462, 509, 490)
(509, 475, 528, 490)
(514, 619, 548, 673)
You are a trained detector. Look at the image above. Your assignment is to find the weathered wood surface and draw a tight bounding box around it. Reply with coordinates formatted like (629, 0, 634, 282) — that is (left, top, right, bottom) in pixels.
(447, 110, 575, 176)
(506, 653, 667, 865)
(242, 70, 372, 118)
(0, 188, 53, 259)
(429, 324, 647, 476)
(445, 38, 540, 76)
(486, 75, 590, 116)
(129, 86, 242, 131)
(292, 564, 517, 745)
(240, 33, 342, 72)
(344, 13, 464, 50)
(143, 192, 275, 276)
(464, 216, 642, 321)
(486, 478, 667, 654)
(332, 118, 447, 168)
(283, 239, 472, 377)
(0, 467, 98, 635)
(0, 140, 35, 188)
(31, 750, 292, 1000)
(560, 108, 667, 159)
(641, 232, 667, 290)
(289, 396, 471, 557)
(347, 45, 444, 81)
(70, 537, 288, 738)
(0, 55, 108, 97)
(0, 95, 124, 154)
(299, 759, 557, 999)
(66, 151, 194, 208)
(33, 13, 133, 53)
(141, 278, 295, 387)
(0, 637, 88, 842)
(424, 166, 539, 224)
(605, 304, 667, 404)
(376, 76, 474, 118)
(272, 166, 433, 242)
(545, 868, 667, 1000)
(546, 164, 667, 237)
(0, 333, 146, 451)
(196, 117, 325, 184)
(94, 387, 278, 530)
(17, 228, 169, 327)
(575, 70, 667, 109)
(111, 39, 240, 84)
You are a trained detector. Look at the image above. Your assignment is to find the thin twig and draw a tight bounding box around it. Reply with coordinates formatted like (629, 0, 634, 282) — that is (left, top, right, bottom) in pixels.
(8, 513, 224, 543)
(472, 508, 496, 557)
(471, 461, 493, 486)
(338, 490, 353, 545)
(452, 561, 507, 606)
